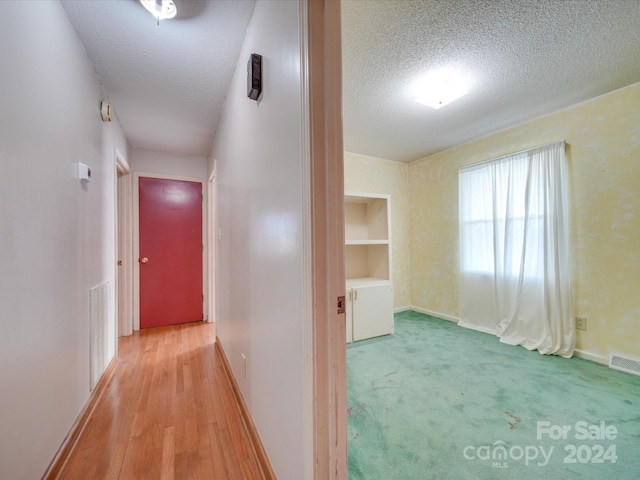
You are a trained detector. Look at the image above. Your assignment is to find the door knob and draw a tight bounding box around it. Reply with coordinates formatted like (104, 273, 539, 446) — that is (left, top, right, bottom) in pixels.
(140, 257, 149, 264)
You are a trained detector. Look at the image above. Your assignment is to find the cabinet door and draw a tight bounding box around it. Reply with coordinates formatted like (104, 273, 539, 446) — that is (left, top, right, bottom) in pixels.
(352, 284, 394, 341)
(346, 289, 353, 343)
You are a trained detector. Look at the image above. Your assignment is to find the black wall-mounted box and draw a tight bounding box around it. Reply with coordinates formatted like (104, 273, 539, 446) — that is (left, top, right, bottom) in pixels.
(247, 53, 262, 101)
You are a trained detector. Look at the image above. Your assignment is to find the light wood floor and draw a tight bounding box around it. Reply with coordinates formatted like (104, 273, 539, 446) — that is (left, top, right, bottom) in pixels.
(57, 322, 263, 480)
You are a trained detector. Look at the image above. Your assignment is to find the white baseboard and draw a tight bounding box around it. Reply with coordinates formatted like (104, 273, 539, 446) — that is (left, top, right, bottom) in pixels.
(393, 306, 413, 313)
(400, 308, 609, 367)
(405, 306, 460, 323)
(574, 349, 608, 365)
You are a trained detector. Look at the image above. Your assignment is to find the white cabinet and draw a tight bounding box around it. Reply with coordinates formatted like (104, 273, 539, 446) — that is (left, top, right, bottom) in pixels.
(346, 279, 394, 342)
(345, 193, 393, 342)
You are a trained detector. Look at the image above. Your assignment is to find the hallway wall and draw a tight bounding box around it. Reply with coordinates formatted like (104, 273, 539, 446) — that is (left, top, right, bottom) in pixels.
(0, 2, 128, 477)
(209, 1, 310, 478)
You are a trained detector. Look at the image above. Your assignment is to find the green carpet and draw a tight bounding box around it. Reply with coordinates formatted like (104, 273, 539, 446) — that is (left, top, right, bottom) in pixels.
(347, 310, 640, 479)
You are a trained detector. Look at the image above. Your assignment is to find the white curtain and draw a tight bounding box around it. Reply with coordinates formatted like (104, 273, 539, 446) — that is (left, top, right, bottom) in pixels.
(458, 141, 574, 357)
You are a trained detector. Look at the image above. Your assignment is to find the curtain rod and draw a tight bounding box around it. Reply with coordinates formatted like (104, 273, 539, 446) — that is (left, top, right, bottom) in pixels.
(459, 140, 566, 172)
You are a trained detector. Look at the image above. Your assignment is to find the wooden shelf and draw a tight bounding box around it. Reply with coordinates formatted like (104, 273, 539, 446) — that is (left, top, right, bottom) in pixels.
(347, 277, 391, 288)
(345, 239, 389, 245)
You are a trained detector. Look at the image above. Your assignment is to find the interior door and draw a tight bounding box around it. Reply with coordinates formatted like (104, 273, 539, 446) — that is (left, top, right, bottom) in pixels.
(139, 177, 203, 329)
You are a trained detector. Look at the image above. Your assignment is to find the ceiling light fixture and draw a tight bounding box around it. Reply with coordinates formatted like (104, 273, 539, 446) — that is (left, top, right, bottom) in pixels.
(140, 0, 177, 22)
(414, 71, 469, 110)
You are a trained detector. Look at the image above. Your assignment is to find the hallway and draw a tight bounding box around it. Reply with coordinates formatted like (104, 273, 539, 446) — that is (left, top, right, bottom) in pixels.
(53, 322, 263, 479)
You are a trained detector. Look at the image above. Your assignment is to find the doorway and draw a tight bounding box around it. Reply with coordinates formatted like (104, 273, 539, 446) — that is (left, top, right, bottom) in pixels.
(137, 176, 204, 329)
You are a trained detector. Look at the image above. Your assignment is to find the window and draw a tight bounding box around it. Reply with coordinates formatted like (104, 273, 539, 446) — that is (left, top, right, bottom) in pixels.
(459, 153, 542, 278)
(457, 141, 574, 357)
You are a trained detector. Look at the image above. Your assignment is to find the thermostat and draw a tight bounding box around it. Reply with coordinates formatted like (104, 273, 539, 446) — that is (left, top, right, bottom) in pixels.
(78, 162, 92, 182)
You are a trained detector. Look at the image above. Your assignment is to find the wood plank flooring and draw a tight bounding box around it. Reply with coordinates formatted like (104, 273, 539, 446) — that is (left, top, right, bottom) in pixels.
(56, 322, 263, 480)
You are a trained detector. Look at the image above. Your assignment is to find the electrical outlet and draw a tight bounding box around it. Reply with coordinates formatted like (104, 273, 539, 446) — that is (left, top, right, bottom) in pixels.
(241, 354, 247, 378)
(576, 316, 587, 331)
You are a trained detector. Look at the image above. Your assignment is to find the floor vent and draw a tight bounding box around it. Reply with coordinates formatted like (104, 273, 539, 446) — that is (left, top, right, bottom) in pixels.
(90, 281, 112, 390)
(609, 354, 640, 377)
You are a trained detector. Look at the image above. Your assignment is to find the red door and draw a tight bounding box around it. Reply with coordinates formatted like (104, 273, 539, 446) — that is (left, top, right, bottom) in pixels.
(139, 177, 203, 329)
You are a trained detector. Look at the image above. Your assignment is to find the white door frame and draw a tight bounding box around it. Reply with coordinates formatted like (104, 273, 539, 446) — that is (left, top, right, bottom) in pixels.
(115, 148, 133, 338)
(132, 172, 208, 331)
(207, 162, 216, 324)
(306, 1, 347, 477)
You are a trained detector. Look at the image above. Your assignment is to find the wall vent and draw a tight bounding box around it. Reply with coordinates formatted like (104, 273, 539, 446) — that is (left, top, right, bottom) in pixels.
(609, 354, 640, 377)
(90, 281, 112, 390)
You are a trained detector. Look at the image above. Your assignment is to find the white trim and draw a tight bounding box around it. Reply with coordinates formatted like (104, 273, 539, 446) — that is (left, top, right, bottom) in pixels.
(115, 148, 133, 339)
(207, 161, 217, 324)
(132, 171, 207, 331)
(299, 1, 313, 477)
(409, 305, 460, 323)
(393, 306, 412, 313)
(574, 349, 608, 365)
(117, 174, 134, 336)
(405, 308, 611, 367)
(115, 148, 131, 173)
(458, 321, 498, 335)
(307, 1, 346, 475)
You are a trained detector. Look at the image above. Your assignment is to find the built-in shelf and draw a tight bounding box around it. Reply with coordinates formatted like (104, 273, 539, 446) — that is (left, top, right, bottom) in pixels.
(344, 195, 389, 243)
(344, 193, 394, 343)
(344, 193, 392, 282)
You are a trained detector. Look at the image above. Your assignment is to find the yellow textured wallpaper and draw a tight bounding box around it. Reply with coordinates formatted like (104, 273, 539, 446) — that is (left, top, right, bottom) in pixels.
(409, 82, 640, 360)
(344, 152, 411, 309)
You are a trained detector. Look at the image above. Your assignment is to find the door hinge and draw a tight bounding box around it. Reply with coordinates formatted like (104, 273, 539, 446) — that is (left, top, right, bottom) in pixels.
(337, 295, 346, 315)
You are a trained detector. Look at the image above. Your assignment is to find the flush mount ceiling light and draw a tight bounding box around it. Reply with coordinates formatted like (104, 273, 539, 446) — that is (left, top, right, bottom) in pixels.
(140, 0, 177, 21)
(414, 71, 469, 110)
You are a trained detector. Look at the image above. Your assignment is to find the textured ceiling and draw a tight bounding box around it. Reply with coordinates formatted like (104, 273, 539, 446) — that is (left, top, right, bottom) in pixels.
(62, 0, 255, 157)
(342, 0, 640, 162)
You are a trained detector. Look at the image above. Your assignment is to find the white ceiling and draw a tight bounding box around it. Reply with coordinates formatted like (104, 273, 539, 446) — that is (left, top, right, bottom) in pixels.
(342, 0, 640, 163)
(61, 0, 255, 158)
(61, 1, 640, 163)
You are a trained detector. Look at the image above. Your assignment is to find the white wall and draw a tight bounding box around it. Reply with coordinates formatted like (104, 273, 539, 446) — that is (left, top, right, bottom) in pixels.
(131, 147, 208, 179)
(209, 1, 309, 478)
(0, 2, 128, 478)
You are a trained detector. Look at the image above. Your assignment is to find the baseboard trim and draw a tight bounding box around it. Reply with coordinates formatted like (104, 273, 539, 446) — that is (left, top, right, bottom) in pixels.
(215, 338, 275, 480)
(409, 306, 460, 323)
(406, 308, 609, 366)
(43, 355, 118, 480)
(574, 349, 608, 365)
(393, 306, 412, 313)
